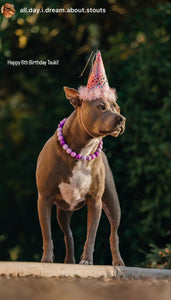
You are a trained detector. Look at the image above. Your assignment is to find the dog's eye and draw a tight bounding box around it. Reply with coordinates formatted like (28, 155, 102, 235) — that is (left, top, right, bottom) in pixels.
(98, 104, 106, 111)
(113, 104, 120, 113)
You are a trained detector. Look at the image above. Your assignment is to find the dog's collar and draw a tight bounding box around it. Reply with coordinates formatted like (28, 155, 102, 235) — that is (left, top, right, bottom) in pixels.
(57, 118, 103, 161)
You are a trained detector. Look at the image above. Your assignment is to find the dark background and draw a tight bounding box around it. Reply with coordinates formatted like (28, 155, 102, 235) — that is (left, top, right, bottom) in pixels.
(0, 0, 170, 268)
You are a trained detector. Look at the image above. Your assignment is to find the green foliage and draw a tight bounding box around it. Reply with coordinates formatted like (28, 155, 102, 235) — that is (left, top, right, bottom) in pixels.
(104, 2, 171, 267)
(145, 243, 171, 269)
(0, 0, 170, 267)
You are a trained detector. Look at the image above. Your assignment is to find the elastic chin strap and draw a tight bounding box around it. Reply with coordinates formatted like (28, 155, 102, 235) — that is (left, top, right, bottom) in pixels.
(80, 105, 97, 139)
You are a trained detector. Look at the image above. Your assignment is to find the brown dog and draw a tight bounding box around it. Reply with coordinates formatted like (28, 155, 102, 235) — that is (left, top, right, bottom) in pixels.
(1, 3, 16, 18)
(36, 86, 126, 266)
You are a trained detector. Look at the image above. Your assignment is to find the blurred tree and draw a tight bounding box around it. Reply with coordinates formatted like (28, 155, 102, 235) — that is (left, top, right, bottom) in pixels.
(104, 2, 171, 266)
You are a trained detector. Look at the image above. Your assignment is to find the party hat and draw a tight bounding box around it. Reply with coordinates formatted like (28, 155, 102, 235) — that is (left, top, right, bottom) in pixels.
(87, 51, 109, 90)
(79, 50, 116, 101)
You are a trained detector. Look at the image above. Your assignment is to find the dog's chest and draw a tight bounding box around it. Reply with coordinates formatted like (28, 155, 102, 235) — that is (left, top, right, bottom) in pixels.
(59, 161, 92, 210)
(58, 139, 99, 211)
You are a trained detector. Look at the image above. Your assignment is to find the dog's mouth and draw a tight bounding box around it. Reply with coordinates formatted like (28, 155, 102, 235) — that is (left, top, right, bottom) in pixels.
(99, 125, 124, 136)
(120, 126, 124, 134)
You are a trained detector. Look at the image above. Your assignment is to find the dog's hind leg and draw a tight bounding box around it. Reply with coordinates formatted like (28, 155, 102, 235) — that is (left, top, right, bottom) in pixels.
(57, 208, 75, 264)
(102, 153, 124, 266)
(38, 196, 54, 263)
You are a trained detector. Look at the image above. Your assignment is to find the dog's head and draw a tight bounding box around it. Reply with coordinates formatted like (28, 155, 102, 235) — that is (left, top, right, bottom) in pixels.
(64, 86, 126, 138)
(2, 3, 15, 18)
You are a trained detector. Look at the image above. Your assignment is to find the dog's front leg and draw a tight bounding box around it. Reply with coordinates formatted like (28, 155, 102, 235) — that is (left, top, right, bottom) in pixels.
(57, 208, 75, 264)
(38, 196, 54, 263)
(80, 198, 102, 265)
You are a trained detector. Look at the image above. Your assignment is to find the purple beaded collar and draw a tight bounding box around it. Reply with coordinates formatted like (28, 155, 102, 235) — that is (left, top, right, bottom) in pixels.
(57, 118, 103, 161)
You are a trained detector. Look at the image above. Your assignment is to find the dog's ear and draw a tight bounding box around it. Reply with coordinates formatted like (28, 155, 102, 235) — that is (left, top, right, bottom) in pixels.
(63, 86, 82, 108)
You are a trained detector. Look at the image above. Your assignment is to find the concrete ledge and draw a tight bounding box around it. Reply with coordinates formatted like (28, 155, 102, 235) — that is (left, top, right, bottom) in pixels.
(114, 266, 170, 279)
(0, 262, 170, 279)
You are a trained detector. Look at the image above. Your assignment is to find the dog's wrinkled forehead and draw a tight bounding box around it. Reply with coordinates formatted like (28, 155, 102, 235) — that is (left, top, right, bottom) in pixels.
(100, 97, 117, 106)
(85, 97, 119, 109)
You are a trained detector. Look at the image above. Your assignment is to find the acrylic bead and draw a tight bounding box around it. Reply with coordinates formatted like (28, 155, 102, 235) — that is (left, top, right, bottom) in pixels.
(58, 136, 64, 141)
(86, 155, 91, 161)
(66, 148, 72, 154)
(94, 151, 99, 157)
(71, 152, 76, 157)
(63, 144, 68, 150)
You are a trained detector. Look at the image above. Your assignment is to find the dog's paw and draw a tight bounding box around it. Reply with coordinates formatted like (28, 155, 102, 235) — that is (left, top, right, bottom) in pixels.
(112, 257, 125, 266)
(79, 259, 93, 265)
(64, 257, 76, 264)
(41, 253, 55, 263)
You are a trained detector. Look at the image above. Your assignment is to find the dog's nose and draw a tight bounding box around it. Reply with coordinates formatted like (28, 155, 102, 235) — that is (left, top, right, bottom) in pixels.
(117, 116, 123, 125)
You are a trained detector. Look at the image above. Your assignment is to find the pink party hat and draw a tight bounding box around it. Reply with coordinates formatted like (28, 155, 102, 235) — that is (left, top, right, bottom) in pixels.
(79, 50, 116, 101)
(87, 51, 109, 90)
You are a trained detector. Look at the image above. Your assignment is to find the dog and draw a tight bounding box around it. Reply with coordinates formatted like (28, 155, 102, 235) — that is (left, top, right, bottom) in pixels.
(1, 3, 16, 18)
(36, 85, 126, 266)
